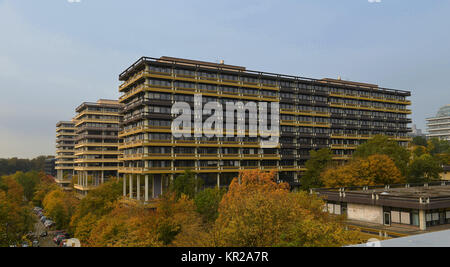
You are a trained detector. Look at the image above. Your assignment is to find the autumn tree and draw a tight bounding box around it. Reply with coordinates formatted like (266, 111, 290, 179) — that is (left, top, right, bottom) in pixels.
(0, 176, 33, 246)
(70, 180, 122, 243)
(321, 154, 404, 188)
(353, 135, 410, 176)
(43, 188, 79, 230)
(301, 148, 333, 190)
(211, 170, 360, 247)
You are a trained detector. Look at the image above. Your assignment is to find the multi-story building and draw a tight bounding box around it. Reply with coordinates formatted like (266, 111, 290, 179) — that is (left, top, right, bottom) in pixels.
(73, 99, 123, 196)
(55, 121, 77, 188)
(118, 56, 412, 201)
(427, 105, 450, 141)
(44, 157, 57, 177)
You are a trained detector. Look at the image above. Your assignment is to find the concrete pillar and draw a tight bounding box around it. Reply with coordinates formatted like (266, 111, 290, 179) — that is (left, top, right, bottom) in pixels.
(217, 173, 220, 189)
(129, 174, 133, 199)
(101, 171, 104, 184)
(123, 174, 126, 197)
(137, 175, 141, 201)
(419, 210, 427, 231)
(145, 175, 149, 202)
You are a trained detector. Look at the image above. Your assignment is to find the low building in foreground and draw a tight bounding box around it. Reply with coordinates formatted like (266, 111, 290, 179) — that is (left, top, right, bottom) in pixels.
(313, 182, 450, 232)
(441, 166, 450, 181)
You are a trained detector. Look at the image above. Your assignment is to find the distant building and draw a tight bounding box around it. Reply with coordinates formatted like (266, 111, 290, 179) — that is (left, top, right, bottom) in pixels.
(410, 124, 425, 137)
(427, 105, 450, 141)
(44, 158, 56, 177)
(73, 99, 123, 197)
(313, 182, 450, 232)
(55, 121, 76, 189)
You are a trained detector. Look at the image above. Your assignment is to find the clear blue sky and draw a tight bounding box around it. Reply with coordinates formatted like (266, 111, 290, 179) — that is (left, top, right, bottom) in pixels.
(0, 0, 449, 158)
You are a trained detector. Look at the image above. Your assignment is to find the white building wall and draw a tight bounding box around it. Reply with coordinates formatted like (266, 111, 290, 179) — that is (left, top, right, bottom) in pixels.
(347, 203, 383, 225)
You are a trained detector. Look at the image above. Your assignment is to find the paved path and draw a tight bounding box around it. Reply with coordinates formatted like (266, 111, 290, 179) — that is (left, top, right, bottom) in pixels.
(33, 215, 56, 247)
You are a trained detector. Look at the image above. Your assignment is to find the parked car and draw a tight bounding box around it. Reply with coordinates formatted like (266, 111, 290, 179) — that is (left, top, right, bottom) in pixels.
(44, 220, 55, 228)
(32, 240, 40, 247)
(40, 231, 48, 238)
(54, 234, 68, 245)
(40, 216, 47, 223)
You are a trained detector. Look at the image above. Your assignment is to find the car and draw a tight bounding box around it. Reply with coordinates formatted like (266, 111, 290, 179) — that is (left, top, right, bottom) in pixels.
(40, 216, 47, 223)
(22, 242, 29, 248)
(40, 231, 48, 238)
(32, 240, 40, 247)
(54, 235, 67, 245)
(44, 220, 55, 228)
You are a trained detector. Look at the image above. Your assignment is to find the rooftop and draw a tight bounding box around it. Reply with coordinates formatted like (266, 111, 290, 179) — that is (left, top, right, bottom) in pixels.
(355, 229, 450, 247)
(119, 56, 411, 96)
(313, 182, 450, 210)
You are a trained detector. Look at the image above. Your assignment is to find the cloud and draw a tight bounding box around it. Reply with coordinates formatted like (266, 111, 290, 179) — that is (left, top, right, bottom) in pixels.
(368, 0, 382, 3)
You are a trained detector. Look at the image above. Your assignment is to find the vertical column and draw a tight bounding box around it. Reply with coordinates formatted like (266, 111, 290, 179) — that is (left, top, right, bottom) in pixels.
(137, 175, 141, 201)
(101, 171, 104, 184)
(145, 175, 149, 202)
(217, 173, 220, 189)
(129, 174, 133, 199)
(419, 210, 427, 231)
(123, 174, 127, 197)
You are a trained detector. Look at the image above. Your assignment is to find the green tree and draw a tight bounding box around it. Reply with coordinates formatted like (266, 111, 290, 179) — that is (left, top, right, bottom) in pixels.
(194, 187, 226, 224)
(170, 170, 203, 199)
(300, 148, 333, 190)
(353, 135, 410, 177)
(407, 154, 443, 183)
(412, 136, 428, 147)
(428, 138, 450, 156)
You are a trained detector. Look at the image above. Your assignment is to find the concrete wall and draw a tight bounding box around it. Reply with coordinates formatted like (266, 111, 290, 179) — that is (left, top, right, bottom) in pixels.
(347, 203, 383, 225)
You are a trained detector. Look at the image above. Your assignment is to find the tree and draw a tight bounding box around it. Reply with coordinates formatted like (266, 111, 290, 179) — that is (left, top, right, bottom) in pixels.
(428, 138, 450, 156)
(43, 188, 79, 230)
(0, 176, 33, 246)
(14, 171, 42, 201)
(353, 135, 410, 177)
(211, 170, 360, 247)
(412, 136, 428, 147)
(194, 188, 226, 224)
(170, 170, 203, 199)
(407, 154, 443, 183)
(321, 154, 404, 188)
(70, 180, 123, 242)
(301, 148, 333, 190)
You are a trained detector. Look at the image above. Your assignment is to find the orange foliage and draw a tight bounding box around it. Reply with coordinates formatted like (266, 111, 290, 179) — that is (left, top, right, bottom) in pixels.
(321, 154, 405, 188)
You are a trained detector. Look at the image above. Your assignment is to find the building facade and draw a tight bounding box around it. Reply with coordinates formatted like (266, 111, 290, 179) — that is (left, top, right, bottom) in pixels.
(427, 105, 450, 141)
(55, 121, 76, 187)
(73, 99, 123, 196)
(44, 157, 57, 177)
(315, 182, 450, 232)
(118, 56, 412, 201)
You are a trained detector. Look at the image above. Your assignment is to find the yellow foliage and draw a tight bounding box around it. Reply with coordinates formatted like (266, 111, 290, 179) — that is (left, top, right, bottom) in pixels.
(322, 154, 405, 188)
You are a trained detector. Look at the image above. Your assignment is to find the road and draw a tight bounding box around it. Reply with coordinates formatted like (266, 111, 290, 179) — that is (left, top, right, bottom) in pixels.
(33, 215, 57, 247)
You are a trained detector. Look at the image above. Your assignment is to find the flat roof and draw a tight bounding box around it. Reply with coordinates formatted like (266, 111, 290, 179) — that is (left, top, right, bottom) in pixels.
(119, 56, 411, 96)
(355, 230, 450, 247)
(313, 182, 450, 210)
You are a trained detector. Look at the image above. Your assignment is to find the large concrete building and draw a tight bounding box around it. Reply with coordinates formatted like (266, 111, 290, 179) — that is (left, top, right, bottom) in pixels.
(314, 182, 450, 233)
(44, 157, 57, 177)
(118, 56, 412, 201)
(427, 105, 450, 141)
(55, 121, 77, 188)
(73, 99, 123, 196)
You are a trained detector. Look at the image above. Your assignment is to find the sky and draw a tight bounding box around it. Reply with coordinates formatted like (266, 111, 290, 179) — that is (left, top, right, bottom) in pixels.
(0, 0, 449, 158)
